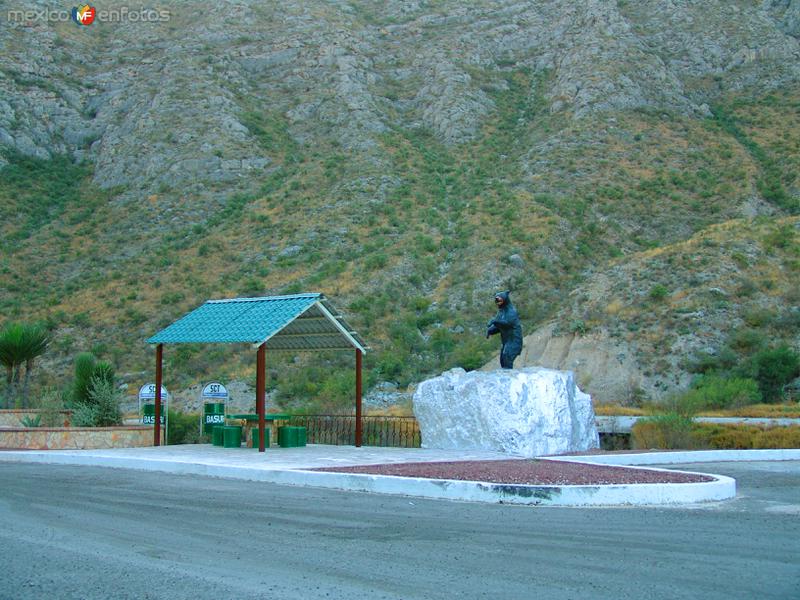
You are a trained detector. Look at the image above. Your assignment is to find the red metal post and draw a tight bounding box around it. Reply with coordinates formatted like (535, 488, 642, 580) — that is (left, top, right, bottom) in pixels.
(257, 343, 266, 452)
(154, 344, 163, 446)
(355, 348, 362, 447)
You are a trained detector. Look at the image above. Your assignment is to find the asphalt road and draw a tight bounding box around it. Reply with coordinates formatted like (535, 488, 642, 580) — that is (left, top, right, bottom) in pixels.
(0, 461, 798, 600)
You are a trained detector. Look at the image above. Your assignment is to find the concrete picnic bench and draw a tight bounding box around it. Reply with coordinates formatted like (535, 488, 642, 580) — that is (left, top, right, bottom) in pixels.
(225, 413, 291, 447)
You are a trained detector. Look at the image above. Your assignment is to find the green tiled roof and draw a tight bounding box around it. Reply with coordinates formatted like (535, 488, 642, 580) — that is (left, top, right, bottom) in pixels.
(147, 293, 366, 352)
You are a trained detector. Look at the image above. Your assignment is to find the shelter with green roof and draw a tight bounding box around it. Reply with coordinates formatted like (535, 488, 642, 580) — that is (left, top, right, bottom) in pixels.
(147, 293, 367, 451)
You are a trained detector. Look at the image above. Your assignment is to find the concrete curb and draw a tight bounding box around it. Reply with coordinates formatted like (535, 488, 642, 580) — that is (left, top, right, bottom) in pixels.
(548, 449, 800, 466)
(0, 448, 743, 507)
(275, 468, 737, 506)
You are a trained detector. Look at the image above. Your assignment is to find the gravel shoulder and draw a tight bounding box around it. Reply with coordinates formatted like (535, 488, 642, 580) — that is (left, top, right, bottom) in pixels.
(311, 458, 714, 485)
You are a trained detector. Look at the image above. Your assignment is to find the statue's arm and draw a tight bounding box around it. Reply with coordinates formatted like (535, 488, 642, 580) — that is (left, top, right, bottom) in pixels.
(490, 309, 514, 328)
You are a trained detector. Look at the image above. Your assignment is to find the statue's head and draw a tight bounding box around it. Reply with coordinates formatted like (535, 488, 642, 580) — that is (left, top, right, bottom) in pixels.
(494, 291, 510, 307)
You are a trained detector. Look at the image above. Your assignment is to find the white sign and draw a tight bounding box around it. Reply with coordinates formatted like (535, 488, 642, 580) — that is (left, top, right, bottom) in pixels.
(138, 383, 169, 401)
(201, 382, 229, 400)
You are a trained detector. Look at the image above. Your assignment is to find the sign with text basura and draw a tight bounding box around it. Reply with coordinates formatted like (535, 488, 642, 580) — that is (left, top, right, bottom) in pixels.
(139, 383, 169, 425)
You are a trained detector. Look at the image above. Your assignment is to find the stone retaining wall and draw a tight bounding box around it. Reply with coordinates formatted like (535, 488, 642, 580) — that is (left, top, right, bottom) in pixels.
(0, 426, 161, 450)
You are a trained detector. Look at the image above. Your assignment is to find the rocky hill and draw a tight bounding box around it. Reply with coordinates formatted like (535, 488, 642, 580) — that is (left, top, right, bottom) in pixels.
(501, 216, 800, 403)
(1, 0, 799, 409)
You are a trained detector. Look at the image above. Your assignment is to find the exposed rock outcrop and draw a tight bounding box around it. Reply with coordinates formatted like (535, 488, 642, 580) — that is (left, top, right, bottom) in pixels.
(413, 367, 599, 457)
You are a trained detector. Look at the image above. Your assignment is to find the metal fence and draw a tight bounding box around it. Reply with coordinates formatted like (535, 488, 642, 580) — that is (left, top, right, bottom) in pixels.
(287, 415, 421, 448)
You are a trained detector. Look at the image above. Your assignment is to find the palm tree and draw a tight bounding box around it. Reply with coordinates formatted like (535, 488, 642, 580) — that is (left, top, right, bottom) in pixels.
(0, 323, 24, 408)
(0, 322, 49, 408)
(20, 324, 49, 406)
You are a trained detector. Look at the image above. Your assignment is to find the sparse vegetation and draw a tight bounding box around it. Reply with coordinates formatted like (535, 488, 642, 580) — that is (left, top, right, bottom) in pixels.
(1, 8, 799, 413)
(633, 419, 800, 450)
(70, 374, 122, 427)
(66, 352, 122, 426)
(665, 376, 762, 415)
(165, 409, 203, 445)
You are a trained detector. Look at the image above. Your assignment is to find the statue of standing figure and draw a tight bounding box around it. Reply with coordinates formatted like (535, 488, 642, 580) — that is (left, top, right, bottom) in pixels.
(486, 291, 523, 369)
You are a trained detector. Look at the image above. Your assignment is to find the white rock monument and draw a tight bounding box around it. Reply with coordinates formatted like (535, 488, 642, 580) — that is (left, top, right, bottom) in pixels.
(413, 367, 599, 457)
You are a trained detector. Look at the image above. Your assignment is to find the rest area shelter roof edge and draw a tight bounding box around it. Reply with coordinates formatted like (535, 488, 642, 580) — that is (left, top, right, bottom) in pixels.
(146, 293, 368, 353)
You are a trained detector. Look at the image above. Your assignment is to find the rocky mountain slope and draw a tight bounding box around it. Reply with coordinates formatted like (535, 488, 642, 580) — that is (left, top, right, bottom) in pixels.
(1, 0, 799, 409)
(501, 216, 800, 403)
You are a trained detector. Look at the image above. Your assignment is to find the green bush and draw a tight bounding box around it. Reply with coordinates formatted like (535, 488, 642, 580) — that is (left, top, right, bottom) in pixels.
(274, 362, 360, 412)
(166, 409, 202, 445)
(688, 346, 738, 374)
(71, 353, 117, 407)
(364, 252, 388, 271)
(85, 376, 122, 426)
(319, 371, 356, 408)
(452, 334, 494, 371)
(71, 352, 97, 404)
(632, 413, 697, 449)
(70, 375, 122, 427)
(648, 284, 669, 302)
(375, 352, 404, 381)
(728, 328, 766, 354)
(676, 376, 761, 412)
(569, 319, 587, 335)
(747, 346, 800, 403)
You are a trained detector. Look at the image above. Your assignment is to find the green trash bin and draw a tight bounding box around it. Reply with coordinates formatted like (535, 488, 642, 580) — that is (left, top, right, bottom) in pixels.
(278, 426, 296, 448)
(203, 403, 226, 434)
(212, 425, 225, 446)
(223, 425, 242, 448)
(250, 428, 270, 448)
(278, 426, 307, 448)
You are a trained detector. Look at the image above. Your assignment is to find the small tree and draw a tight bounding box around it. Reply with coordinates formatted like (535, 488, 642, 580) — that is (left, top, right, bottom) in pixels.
(73, 376, 123, 427)
(87, 375, 122, 427)
(750, 346, 800, 403)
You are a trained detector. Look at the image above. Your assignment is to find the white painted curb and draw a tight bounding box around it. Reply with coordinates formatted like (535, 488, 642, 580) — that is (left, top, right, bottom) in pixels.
(0, 449, 742, 506)
(276, 468, 737, 507)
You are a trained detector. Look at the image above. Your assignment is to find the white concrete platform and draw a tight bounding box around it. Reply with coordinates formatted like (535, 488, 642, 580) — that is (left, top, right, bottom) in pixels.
(1, 444, 782, 507)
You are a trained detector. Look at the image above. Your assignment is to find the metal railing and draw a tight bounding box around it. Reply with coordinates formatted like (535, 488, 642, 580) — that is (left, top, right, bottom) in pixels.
(287, 415, 421, 448)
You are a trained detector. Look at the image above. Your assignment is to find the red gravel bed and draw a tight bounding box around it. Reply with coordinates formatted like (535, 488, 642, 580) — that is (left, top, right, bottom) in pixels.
(311, 459, 714, 486)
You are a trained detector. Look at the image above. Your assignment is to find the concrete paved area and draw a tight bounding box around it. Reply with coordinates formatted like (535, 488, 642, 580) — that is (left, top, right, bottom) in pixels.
(0, 443, 513, 470)
(1, 461, 798, 600)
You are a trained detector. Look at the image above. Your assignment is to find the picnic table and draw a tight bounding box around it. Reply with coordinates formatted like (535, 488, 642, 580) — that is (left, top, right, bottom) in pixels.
(225, 413, 290, 447)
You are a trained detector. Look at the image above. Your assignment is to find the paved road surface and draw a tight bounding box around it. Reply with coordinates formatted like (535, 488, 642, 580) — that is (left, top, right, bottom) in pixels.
(0, 461, 797, 600)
